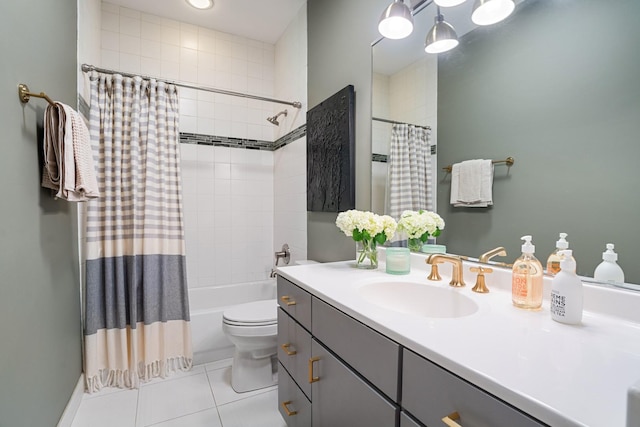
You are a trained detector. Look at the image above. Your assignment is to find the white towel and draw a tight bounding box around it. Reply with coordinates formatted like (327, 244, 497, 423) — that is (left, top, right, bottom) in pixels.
(450, 159, 494, 208)
(42, 103, 99, 201)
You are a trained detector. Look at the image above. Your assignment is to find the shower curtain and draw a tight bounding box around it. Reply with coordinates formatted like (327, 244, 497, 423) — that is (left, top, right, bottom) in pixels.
(83, 72, 192, 392)
(386, 123, 433, 219)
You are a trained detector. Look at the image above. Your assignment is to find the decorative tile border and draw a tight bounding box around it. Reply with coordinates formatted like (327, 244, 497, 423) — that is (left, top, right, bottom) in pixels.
(372, 153, 388, 163)
(180, 124, 307, 152)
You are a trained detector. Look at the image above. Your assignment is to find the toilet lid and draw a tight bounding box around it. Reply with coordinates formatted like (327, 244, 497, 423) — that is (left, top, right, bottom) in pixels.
(223, 299, 277, 324)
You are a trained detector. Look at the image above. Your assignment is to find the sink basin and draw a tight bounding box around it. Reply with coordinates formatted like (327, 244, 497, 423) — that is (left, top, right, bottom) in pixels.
(358, 281, 479, 318)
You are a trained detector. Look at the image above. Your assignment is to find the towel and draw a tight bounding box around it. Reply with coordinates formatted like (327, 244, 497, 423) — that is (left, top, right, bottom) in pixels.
(450, 159, 494, 207)
(42, 103, 99, 201)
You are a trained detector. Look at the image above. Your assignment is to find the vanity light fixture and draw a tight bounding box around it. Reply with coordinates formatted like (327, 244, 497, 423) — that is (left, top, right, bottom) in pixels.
(186, 0, 213, 10)
(425, 9, 459, 54)
(378, 0, 414, 40)
(471, 0, 515, 26)
(434, 0, 468, 7)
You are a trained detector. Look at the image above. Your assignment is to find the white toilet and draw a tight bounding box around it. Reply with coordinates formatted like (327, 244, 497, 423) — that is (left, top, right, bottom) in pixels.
(222, 299, 278, 392)
(222, 260, 317, 393)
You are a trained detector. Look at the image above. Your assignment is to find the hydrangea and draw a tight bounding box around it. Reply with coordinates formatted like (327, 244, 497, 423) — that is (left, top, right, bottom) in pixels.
(397, 210, 445, 241)
(336, 210, 397, 244)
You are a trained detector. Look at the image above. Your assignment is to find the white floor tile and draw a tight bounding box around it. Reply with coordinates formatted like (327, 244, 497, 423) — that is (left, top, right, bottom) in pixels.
(217, 390, 286, 427)
(71, 389, 138, 427)
(137, 372, 216, 426)
(147, 408, 223, 427)
(140, 364, 207, 387)
(203, 358, 233, 372)
(207, 366, 277, 406)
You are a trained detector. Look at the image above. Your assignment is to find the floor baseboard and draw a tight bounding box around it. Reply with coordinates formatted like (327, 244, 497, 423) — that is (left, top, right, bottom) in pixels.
(57, 374, 85, 427)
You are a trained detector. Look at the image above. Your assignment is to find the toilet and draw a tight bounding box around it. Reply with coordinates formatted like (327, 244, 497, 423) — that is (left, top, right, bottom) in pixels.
(222, 260, 317, 393)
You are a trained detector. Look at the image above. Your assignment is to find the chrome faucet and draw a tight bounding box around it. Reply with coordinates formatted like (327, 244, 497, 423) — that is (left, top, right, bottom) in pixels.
(479, 246, 507, 264)
(270, 244, 291, 278)
(426, 254, 466, 287)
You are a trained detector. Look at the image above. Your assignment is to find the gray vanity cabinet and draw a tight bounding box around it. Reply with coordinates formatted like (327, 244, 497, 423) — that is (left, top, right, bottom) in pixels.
(278, 362, 312, 427)
(278, 307, 312, 399)
(400, 412, 423, 427)
(278, 275, 312, 331)
(310, 339, 398, 427)
(402, 349, 546, 427)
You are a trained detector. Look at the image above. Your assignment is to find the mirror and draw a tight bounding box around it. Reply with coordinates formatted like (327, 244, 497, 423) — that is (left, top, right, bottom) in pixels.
(371, 0, 640, 287)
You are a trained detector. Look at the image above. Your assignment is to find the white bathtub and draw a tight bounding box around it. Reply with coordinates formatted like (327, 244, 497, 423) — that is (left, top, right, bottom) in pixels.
(189, 279, 276, 365)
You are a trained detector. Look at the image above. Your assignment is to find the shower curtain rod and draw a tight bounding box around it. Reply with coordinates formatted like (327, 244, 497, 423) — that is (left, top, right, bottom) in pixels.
(372, 117, 431, 130)
(81, 64, 302, 109)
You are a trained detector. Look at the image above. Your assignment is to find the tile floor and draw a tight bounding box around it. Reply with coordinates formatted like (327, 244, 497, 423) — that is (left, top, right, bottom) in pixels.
(70, 359, 286, 427)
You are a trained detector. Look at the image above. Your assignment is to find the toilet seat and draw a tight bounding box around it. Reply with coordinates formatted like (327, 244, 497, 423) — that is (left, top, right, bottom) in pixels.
(222, 299, 277, 329)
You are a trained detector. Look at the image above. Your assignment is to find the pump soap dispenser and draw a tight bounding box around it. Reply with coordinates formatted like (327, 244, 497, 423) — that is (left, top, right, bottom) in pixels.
(550, 250, 583, 325)
(512, 235, 544, 310)
(593, 243, 625, 285)
(546, 233, 575, 275)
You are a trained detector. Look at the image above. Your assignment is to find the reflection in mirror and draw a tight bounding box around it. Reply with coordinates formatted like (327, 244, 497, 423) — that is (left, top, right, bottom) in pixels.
(371, 0, 640, 288)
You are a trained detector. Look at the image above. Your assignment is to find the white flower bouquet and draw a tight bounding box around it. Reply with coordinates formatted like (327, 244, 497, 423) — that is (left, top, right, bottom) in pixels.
(336, 210, 397, 268)
(397, 210, 445, 252)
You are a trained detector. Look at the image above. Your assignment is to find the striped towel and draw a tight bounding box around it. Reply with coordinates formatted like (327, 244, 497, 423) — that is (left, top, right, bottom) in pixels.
(42, 103, 99, 201)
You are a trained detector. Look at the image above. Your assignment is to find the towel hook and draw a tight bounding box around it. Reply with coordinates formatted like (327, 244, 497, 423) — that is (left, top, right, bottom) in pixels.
(18, 83, 55, 106)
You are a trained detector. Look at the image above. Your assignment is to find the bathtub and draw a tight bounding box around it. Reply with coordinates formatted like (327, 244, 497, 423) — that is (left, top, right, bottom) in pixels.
(189, 279, 276, 365)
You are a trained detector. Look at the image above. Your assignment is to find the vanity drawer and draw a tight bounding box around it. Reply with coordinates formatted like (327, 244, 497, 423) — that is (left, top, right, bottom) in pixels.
(278, 307, 312, 399)
(278, 362, 312, 427)
(400, 411, 423, 427)
(312, 297, 400, 401)
(402, 349, 546, 427)
(310, 339, 398, 427)
(278, 276, 312, 331)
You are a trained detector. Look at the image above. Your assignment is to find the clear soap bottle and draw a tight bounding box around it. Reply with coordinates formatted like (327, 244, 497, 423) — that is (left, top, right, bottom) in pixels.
(546, 232, 575, 275)
(512, 235, 543, 310)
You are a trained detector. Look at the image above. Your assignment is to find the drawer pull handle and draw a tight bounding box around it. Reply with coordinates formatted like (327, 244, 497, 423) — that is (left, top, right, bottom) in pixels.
(308, 356, 320, 383)
(442, 412, 461, 427)
(281, 401, 298, 416)
(281, 343, 297, 356)
(281, 295, 296, 306)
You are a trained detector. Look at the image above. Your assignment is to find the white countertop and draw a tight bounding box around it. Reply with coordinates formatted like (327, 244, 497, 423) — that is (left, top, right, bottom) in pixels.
(278, 253, 640, 427)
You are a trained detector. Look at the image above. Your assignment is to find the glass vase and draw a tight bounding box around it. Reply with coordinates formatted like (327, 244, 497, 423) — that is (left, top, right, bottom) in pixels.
(356, 239, 378, 269)
(407, 238, 423, 252)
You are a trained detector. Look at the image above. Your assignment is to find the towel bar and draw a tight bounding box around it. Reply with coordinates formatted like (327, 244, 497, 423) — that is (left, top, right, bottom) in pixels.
(18, 83, 55, 106)
(443, 156, 514, 173)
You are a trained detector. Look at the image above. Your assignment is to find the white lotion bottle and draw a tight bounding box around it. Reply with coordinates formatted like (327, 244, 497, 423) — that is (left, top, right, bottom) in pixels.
(550, 250, 583, 325)
(593, 243, 625, 285)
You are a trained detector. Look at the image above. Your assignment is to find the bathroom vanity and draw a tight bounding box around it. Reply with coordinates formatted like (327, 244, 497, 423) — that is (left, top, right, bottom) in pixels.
(276, 254, 640, 427)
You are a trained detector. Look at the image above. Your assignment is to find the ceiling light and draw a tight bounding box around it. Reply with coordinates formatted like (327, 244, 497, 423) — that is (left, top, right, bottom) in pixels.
(425, 12, 459, 54)
(378, 0, 414, 40)
(434, 0, 468, 7)
(471, 0, 515, 26)
(186, 0, 213, 10)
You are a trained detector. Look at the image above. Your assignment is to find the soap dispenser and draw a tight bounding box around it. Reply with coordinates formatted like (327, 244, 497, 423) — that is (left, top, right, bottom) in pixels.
(593, 243, 625, 285)
(550, 250, 583, 325)
(512, 235, 544, 310)
(546, 233, 575, 275)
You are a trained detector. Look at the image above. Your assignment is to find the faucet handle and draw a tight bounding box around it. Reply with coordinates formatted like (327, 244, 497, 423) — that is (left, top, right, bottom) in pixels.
(470, 266, 493, 293)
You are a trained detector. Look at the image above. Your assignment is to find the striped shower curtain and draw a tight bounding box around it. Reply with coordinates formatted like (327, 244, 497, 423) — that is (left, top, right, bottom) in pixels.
(386, 123, 433, 219)
(83, 72, 192, 392)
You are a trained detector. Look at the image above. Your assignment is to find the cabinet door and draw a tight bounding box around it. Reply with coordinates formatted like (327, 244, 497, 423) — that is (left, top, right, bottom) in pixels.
(310, 339, 398, 427)
(400, 411, 423, 427)
(312, 297, 400, 401)
(278, 363, 311, 427)
(277, 276, 312, 331)
(402, 349, 546, 427)
(278, 308, 312, 399)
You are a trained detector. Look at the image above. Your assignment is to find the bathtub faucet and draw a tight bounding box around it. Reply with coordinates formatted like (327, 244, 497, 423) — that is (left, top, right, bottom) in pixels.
(271, 244, 291, 278)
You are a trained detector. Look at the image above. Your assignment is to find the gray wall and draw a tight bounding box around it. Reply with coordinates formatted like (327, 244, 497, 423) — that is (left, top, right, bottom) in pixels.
(0, 0, 82, 426)
(437, 0, 640, 281)
(307, 0, 389, 262)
